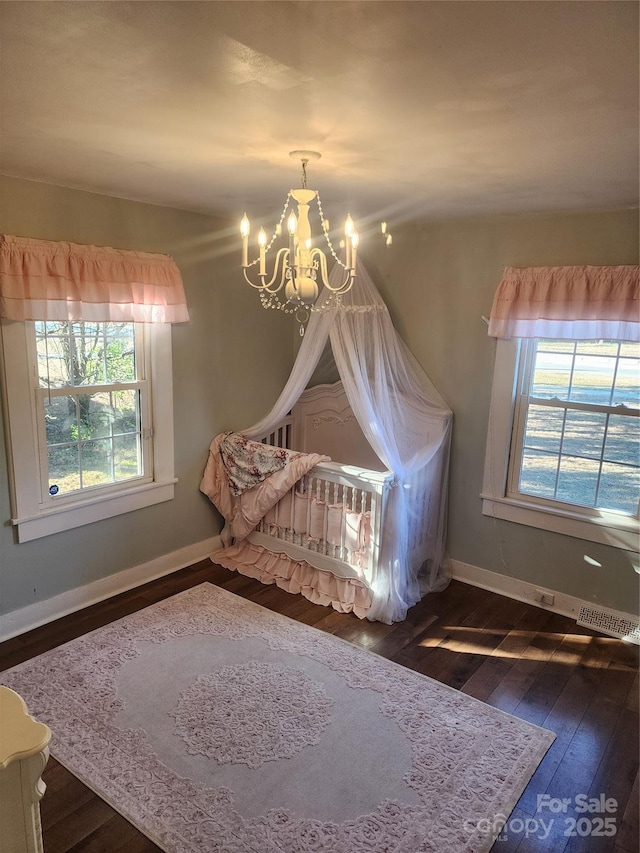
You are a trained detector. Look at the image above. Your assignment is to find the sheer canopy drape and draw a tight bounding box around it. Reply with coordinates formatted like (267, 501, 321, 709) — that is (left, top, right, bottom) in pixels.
(243, 261, 453, 623)
(0, 234, 189, 323)
(488, 265, 639, 341)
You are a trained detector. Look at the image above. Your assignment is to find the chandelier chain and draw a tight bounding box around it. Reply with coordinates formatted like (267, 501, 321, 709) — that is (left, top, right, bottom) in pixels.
(258, 289, 342, 314)
(315, 193, 347, 270)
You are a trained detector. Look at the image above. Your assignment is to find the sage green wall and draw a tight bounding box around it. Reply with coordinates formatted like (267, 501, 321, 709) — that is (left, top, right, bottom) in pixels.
(0, 175, 294, 616)
(363, 208, 639, 615)
(1, 179, 637, 619)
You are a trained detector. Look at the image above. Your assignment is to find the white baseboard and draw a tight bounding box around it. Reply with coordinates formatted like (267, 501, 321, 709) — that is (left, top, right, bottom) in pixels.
(4, 548, 635, 645)
(0, 535, 223, 643)
(450, 559, 639, 638)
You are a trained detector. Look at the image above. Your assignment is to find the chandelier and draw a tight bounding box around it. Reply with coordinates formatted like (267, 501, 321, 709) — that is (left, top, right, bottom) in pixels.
(240, 151, 358, 333)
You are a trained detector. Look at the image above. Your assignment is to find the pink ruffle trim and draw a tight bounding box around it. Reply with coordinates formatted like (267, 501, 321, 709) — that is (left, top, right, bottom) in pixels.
(0, 234, 189, 323)
(213, 542, 372, 619)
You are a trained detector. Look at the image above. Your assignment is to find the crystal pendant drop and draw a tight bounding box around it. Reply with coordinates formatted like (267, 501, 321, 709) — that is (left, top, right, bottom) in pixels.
(299, 324, 305, 337)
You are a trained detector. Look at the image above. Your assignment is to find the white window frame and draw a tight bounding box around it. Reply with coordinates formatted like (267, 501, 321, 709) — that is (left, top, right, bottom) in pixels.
(1, 319, 177, 542)
(481, 338, 639, 551)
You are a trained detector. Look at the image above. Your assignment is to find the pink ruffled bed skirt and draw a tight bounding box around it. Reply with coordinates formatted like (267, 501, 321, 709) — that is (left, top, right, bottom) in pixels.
(212, 541, 372, 619)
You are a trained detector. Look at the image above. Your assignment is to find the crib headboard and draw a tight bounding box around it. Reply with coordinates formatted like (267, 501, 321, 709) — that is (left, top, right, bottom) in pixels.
(291, 381, 387, 472)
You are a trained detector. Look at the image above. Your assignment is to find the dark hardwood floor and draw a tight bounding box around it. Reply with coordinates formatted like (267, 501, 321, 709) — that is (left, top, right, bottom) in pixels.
(1, 560, 638, 853)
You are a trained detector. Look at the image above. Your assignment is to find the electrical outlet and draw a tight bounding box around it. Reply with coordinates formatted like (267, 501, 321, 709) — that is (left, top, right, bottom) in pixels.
(534, 589, 555, 607)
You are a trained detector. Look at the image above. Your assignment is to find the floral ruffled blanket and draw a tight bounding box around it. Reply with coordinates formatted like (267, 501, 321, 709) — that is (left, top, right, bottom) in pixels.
(200, 432, 330, 544)
(219, 432, 301, 496)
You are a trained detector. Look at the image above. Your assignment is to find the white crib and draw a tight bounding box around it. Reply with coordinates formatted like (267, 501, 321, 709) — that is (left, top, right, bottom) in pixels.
(249, 381, 443, 597)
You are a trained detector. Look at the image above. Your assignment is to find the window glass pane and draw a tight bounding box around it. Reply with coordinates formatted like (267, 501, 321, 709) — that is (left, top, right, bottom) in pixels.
(568, 355, 616, 405)
(537, 340, 575, 353)
(47, 444, 80, 494)
(620, 342, 640, 358)
(71, 322, 101, 337)
(604, 416, 640, 466)
(561, 410, 606, 460)
(575, 341, 619, 356)
(531, 352, 573, 399)
(598, 462, 640, 516)
(519, 449, 559, 498)
(81, 439, 113, 487)
(72, 324, 107, 386)
(105, 325, 136, 381)
(523, 405, 564, 453)
(44, 397, 77, 445)
(85, 392, 115, 439)
(114, 434, 140, 481)
(38, 352, 69, 389)
(612, 357, 640, 409)
(111, 390, 140, 434)
(36, 328, 71, 389)
(555, 456, 600, 507)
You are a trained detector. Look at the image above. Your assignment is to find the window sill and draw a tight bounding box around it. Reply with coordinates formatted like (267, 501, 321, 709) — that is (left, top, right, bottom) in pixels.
(11, 479, 178, 542)
(481, 492, 638, 551)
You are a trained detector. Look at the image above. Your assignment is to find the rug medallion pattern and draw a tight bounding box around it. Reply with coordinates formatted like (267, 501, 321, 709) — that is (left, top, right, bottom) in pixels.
(171, 660, 334, 768)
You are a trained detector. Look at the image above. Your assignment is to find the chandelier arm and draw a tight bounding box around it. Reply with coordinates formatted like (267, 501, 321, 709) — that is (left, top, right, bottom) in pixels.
(243, 248, 289, 292)
(312, 249, 353, 293)
(262, 247, 290, 292)
(334, 267, 356, 293)
(269, 257, 291, 295)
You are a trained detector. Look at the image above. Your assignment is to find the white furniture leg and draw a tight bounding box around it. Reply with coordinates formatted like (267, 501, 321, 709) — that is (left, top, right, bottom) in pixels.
(0, 686, 51, 853)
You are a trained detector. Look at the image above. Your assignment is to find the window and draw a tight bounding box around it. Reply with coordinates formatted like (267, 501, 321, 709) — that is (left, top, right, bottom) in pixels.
(511, 339, 639, 514)
(482, 338, 639, 550)
(36, 321, 150, 499)
(1, 319, 176, 542)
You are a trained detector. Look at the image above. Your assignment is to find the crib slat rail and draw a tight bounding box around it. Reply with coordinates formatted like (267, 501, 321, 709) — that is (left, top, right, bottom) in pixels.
(251, 460, 392, 584)
(260, 417, 293, 451)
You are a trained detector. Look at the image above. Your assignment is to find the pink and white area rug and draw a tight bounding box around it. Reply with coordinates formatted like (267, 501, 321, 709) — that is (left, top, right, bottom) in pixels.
(1, 584, 554, 852)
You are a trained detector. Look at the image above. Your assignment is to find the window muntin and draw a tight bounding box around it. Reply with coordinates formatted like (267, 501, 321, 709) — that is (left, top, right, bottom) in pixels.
(32, 321, 151, 503)
(509, 339, 639, 517)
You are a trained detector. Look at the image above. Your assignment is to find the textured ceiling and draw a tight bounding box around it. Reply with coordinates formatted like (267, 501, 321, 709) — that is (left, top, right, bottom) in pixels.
(0, 1, 638, 226)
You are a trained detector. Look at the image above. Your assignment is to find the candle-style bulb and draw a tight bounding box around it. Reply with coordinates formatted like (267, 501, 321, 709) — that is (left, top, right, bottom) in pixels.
(240, 214, 250, 238)
(386, 234, 393, 246)
(287, 212, 298, 236)
(351, 232, 359, 270)
(344, 214, 354, 238)
(258, 227, 267, 276)
(381, 221, 387, 234)
(344, 216, 354, 268)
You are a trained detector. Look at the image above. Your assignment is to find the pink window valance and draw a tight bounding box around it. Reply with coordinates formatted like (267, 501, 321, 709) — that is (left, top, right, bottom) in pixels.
(488, 265, 639, 341)
(0, 234, 189, 323)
